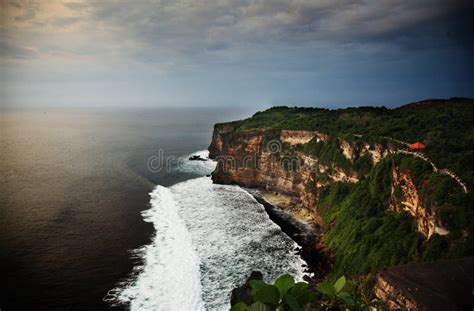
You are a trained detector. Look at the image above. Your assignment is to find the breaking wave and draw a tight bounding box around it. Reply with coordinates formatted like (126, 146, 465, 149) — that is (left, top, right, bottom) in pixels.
(106, 152, 307, 310)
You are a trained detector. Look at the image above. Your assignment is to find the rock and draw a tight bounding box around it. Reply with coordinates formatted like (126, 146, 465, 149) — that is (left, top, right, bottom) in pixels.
(189, 155, 206, 161)
(389, 167, 449, 238)
(374, 258, 474, 310)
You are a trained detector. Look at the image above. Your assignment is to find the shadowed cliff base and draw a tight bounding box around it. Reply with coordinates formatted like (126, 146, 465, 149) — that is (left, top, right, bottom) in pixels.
(244, 188, 332, 282)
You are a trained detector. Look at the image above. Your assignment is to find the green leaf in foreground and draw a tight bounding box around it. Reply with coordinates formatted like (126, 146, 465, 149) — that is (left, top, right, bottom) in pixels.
(343, 279, 357, 294)
(336, 292, 354, 305)
(253, 284, 280, 305)
(316, 281, 336, 297)
(274, 274, 295, 298)
(283, 293, 302, 311)
(333, 276, 346, 293)
(230, 302, 248, 311)
(249, 280, 266, 296)
(248, 301, 271, 311)
(286, 282, 315, 306)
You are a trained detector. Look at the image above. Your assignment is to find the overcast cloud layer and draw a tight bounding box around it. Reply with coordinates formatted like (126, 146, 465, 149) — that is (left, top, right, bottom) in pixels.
(1, 0, 473, 108)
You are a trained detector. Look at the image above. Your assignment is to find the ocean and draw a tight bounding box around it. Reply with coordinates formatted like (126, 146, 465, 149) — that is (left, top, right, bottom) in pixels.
(0, 108, 307, 310)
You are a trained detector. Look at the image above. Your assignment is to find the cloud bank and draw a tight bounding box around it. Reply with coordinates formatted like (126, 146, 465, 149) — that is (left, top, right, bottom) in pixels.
(1, 0, 473, 107)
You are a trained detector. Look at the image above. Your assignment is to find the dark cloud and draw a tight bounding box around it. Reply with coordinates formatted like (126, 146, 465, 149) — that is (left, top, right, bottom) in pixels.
(1, 0, 473, 108)
(0, 39, 37, 59)
(77, 0, 473, 65)
(3, 0, 473, 64)
(93, 1, 472, 41)
(6, 0, 23, 9)
(51, 16, 81, 27)
(10, 0, 39, 21)
(63, 2, 88, 10)
(206, 41, 230, 51)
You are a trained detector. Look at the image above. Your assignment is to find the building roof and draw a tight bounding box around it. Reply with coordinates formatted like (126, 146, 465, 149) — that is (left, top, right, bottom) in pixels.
(409, 142, 425, 149)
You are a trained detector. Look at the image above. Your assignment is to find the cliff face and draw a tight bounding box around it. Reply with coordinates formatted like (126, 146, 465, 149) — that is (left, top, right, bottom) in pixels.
(209, 123, 447, 239)
(340, 139, 389, 164)
(209, 125, 364, 217)
(389, 168, 449, 238)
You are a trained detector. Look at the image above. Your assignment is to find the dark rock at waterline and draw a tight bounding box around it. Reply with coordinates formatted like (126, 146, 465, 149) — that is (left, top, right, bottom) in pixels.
(250, 194, 331, 281)
(230, 271, 263, 306)
(189, 155, 207, 161)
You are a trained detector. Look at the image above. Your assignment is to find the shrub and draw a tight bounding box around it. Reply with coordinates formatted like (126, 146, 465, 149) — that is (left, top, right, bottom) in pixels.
(230, 274, 380, 311)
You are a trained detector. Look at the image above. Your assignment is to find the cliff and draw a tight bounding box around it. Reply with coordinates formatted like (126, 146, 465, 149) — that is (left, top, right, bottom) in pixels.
(209, 99, 474, 308)
(389, 167, 449, 238)
(210, 127, 325, 212)
(209, 124, 446, 239)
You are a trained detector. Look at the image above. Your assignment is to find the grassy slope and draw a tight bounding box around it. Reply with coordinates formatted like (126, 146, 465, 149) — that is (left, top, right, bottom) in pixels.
(226, 98, 474, 189)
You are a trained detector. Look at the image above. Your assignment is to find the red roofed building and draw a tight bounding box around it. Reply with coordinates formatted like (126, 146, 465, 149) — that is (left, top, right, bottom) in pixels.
(409, 142, 426, 150)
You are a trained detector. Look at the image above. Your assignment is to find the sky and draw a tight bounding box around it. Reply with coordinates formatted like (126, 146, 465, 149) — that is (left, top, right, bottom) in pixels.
(1, 0, 473, 109)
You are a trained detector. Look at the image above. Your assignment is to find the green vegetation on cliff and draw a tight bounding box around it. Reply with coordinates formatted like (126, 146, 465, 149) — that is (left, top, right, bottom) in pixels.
(224, 98, 474, 187)
(313, 145, 472, 275)
(319, 152, 473, 276)
(216, 98, 474, 278)
(318, 157, 419, 277)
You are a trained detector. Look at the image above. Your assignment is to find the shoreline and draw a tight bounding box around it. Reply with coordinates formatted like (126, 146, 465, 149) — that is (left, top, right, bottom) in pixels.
(245, 188, 331, 281)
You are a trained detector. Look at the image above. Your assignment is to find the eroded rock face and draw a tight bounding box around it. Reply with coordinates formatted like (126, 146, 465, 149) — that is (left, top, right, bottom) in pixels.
(389, 167, 449, 238)
(340, 139, 389, 164)
(280, 130, 329, 145)
(210, 129, 315, 211)
(369, 144, 390, 164)
(209, 126, 364, 215)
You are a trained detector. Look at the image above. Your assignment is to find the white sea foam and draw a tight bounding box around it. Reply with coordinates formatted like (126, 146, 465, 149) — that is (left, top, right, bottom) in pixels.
(172, 178, 307, 310)
(175, 150, 217, 175)
(107, 152, 307, 311)
(107, 186, 205, 311)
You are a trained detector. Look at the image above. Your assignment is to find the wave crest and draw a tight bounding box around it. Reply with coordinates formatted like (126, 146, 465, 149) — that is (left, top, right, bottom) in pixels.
(106, 186, 204, 311)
